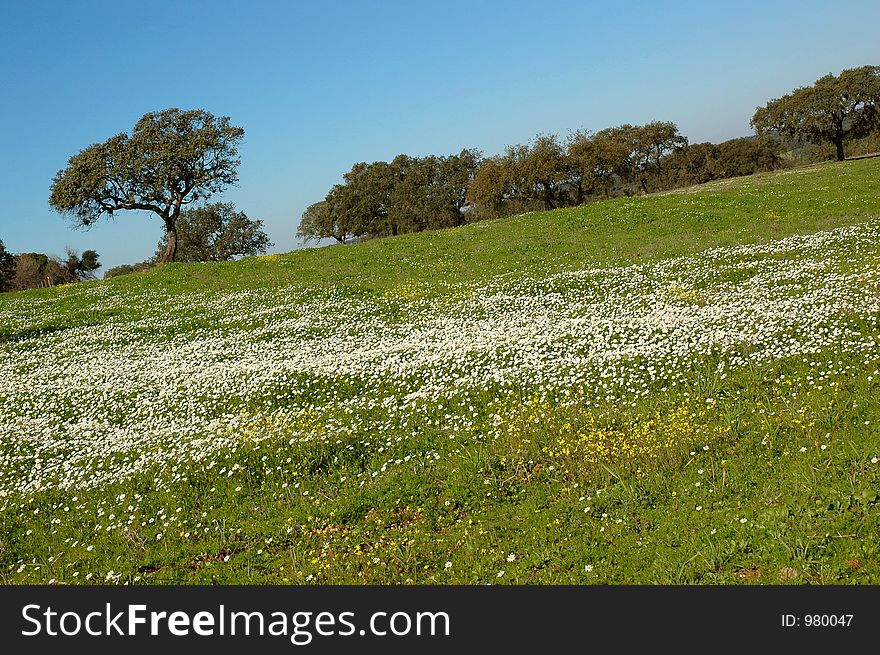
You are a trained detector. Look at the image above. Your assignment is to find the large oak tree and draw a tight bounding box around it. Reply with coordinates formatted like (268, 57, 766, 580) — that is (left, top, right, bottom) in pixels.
(751, 65, 880, 161)
(49, 108, 244, 263)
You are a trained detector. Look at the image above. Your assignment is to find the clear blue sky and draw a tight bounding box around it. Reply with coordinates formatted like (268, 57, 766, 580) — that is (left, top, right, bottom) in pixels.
(1, 0, 878, 271)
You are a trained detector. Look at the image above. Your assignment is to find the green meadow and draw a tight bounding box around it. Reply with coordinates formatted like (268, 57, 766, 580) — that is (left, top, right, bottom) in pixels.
(1, 157, 878, 584)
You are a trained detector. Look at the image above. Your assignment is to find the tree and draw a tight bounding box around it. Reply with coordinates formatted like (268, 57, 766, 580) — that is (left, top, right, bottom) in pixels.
(715, 136, 782, 177)
(11, 253, 49, 290)
(298, 199, 341, 244)
(466, 155, 517, 219)
(466, 136, 569, 217)
(516, 134, 569, 210)
(385, 150, 483, 232)
(155, 202, 272, 262)
(388, 155, 442, 233)
(567, 130, 633, 202)
(11, 253, 65, 289)
(0, 240, 15, 292)
(301, 150, 481, 244)
(660, 142, 719, 188)
(437, 149, 482, 224)
(630, 121, 688, 193)
(339, 161, 396, 237)
(79, 249, 101, 274)
(7, 248, 100, 290)
(751, 65, 880, 161)
(299, 181, 369, 245)
(49, 108, 245, 263)
(62, 247, 101, 281)
(386, 151, 481, 232)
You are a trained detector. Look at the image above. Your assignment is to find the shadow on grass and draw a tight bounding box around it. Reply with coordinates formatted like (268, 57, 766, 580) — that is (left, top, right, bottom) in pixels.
(0, 325, 70, 343)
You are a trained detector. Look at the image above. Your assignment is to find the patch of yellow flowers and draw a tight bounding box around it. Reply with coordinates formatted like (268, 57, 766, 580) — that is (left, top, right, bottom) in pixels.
(501, 396, 710, 473)
(662, 283, 706, 306)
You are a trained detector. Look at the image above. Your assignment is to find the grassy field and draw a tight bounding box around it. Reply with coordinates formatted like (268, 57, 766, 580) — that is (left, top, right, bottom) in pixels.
(1, 157, 879, 584)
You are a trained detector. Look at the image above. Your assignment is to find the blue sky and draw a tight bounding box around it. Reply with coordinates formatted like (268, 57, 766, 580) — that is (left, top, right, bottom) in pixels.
(1, 0, 878, 271)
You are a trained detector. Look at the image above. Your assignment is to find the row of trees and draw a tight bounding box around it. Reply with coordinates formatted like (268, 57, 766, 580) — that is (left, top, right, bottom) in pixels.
(40, 65, 879, 268)
(0, 243, 100, 292)
(298, 65, 877, 240)
(468, 122, 692, 220)
(298, 122, 784, 237)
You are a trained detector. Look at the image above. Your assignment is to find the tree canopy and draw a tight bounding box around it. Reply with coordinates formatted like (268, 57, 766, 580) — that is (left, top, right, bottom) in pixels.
(751, 65, 880, 161)
(63, 248, 101, 280)
(567, 129, 632, 201)
(465, 155, 515, 220)
(715, 136, 782, 177)
(49, 108, 245, 263)
(155, 202, 272, 262)
(299, 150, 481, 242)
(463, 123, 686, 219)
(297, 191, 359, 245)
(626, 121, 689, 192)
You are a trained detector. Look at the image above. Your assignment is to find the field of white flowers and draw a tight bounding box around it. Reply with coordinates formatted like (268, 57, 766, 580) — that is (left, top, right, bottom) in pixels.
(1, 218, 878, 513)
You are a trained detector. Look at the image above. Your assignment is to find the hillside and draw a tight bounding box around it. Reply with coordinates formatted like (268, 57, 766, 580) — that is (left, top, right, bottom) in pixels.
(1, 158, 879, 584)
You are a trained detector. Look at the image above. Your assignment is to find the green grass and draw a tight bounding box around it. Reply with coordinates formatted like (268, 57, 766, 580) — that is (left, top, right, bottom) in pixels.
(1, 158, 879, 584)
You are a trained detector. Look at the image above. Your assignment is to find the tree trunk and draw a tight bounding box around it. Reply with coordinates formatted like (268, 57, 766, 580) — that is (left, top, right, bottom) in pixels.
(542, 183, 555, 210)
(834, 138, 845, 161)
(158, 222, 178, 263)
